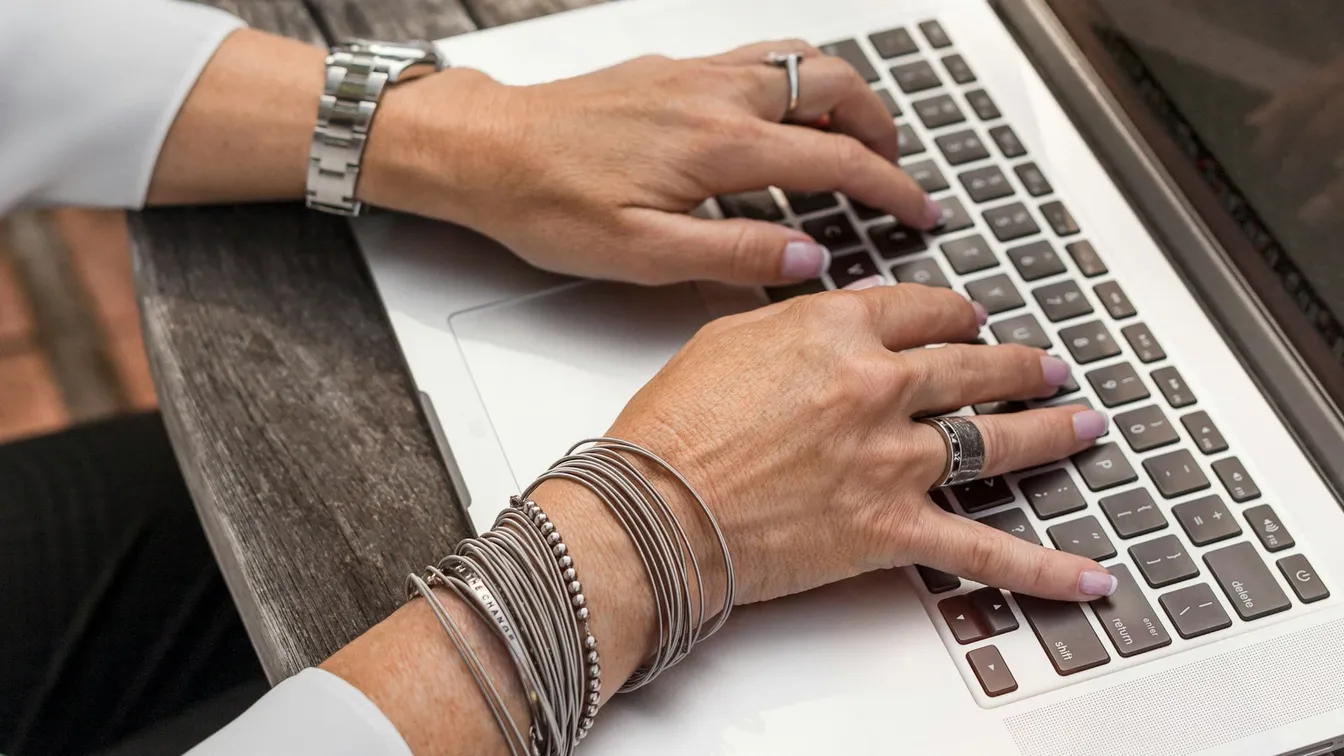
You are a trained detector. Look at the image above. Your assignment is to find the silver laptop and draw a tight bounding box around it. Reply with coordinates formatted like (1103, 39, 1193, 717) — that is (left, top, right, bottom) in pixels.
(351, 0, 1344, 753)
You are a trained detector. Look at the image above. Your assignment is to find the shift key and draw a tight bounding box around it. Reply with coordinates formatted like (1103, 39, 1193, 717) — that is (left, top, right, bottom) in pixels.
(1015, 594, 1110, 675)
(1089, 564, 1172, 657)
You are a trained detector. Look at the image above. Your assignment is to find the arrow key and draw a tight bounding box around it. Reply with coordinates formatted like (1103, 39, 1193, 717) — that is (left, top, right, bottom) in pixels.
(967, 646, 1018, 697)
(968, 587, 1019, 636)
(938, 593, 988, 644)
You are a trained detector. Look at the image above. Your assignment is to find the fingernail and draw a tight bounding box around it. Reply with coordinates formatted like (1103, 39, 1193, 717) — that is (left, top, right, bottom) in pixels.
(781, 240, 829, 279)
(843, 275, 884, 291)
(921, 195, 947, 230)
(1041, 355, 1071, 387)
(1079, 570, 1119, 598)
(1072, 409, 1109, 441)
(1298, 192, 1334, 225)
(971, 301, 988, 325)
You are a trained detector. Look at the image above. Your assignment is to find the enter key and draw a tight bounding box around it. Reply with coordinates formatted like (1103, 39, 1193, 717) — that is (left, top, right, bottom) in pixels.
(1090, 564, 1173, 657)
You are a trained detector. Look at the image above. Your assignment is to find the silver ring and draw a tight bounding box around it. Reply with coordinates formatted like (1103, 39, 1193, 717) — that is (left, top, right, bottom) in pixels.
(919, 416, 986, 488)
(764, 51, 802, 121)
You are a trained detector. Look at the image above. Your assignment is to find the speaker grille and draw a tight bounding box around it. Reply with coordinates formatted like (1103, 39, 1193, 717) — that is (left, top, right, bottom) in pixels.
(1006, 618, 1344, 756)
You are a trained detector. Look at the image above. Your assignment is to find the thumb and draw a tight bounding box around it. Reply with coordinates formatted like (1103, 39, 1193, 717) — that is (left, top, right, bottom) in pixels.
(913, 509, 1118, 602)
(631, 210, 830, 285)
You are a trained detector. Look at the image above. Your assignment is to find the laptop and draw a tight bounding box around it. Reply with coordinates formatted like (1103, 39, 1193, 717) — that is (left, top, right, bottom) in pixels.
(351, 0, 1344, 753)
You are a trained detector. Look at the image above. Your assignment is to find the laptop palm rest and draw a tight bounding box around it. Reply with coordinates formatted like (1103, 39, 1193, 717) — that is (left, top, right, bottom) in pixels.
(449, 280, 714, 489)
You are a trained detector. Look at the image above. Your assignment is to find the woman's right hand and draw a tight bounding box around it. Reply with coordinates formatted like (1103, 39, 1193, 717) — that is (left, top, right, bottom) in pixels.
(602, 281, 1117, 609)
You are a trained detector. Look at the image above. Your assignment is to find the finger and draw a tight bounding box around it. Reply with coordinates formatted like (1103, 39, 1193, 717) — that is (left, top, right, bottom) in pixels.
(625, 210, 830, 285)
(909, 405, 1108, 486)
(706, 38, 820, 66)
(904, 344, 1072, 410)
(712, 274, 883, 332)
(814, 283, 985, 351)
(910, 508, 1118, 601)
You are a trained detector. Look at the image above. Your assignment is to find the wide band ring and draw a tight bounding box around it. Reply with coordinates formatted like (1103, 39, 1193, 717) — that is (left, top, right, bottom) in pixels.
(763, 51, 802, 120)
(919, 416, 987, 488)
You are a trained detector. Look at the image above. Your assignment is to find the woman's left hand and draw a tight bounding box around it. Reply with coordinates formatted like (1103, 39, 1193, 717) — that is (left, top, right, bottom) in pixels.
(359, 40, 940, 286)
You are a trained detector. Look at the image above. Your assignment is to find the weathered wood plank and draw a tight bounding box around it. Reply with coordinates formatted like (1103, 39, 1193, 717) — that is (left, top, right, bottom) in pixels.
(308, 0, 476, 40)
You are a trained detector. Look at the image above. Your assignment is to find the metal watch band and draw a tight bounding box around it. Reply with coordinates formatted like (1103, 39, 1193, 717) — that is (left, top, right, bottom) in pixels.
(307, 41, 444, 216)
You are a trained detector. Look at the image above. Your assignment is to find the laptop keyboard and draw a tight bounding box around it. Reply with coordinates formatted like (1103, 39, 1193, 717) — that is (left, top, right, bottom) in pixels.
(715, 19, 1330, 704)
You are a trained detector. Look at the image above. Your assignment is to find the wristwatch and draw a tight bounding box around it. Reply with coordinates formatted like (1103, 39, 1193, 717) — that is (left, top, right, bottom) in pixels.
(306, 40, 447, 216)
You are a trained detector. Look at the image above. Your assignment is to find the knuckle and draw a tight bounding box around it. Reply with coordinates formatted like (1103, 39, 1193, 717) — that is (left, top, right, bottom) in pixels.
(964, 531, 1005, 578)
(828, 134, 868, 175)
(725, 224, 768, 280)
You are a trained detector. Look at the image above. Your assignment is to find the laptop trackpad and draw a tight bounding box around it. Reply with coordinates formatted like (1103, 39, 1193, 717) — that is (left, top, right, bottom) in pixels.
(449, 281, 714, 488)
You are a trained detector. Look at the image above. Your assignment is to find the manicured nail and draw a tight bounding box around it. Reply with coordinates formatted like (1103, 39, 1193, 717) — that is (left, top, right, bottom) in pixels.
(843, 275, 884, 291)
(781, 240, 829, 279)
(971, 301, 988, 325)
(1041, 355, 1071, 387)
(1072, 409, 1109, 441)
(922, 195, 947, 230)
(1079, 570, 1119, 598)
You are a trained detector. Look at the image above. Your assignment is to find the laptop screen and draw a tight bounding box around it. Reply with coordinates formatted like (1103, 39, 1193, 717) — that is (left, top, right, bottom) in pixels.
(1048, 0, 1344, 406)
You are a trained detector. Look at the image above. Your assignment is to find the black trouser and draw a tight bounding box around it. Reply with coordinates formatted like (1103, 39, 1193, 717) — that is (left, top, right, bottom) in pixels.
(0, 413, 267, 756)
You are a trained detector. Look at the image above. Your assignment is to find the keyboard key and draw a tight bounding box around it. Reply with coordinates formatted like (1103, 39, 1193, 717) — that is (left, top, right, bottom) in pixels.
(1100, 488, 1167, 538)
(1144, 449, 1210, 498)
(893, 258, 951, 288)
(930, 195, 975, 235)
(868, 221, 927, 259)
(968, 587, 1020, 636)
(1066, 241, 1106, 277)
(1020, 468, 1087, 520)
(1014, 594, 1110, 675)
(849, 198, 886, 221)
(935, 130, 991, 167)
(1121, 323, 1165, 363)
(1130, 534, 1200, 587)
(1039, 200, 1081, 236)
(1212, 457, 1260, 502)
(967, 646, 1017, 697)
(1093, 281, 1135, 319)
(891, 59, 942, 93)
(942, 54, 976, 84)
(1007, 240, 1065, 280)
(1049, 357, 1081, 397)
(965, 274, 1024, 314)
(952, 475, 1015, 513)
(1277, 554, 1329, 603)
(1173, 495, 1240, 546)
(821, 39, 879, 82)
(912, 94, 965, 129)
(984, 203, 1041, 242)
(869, 27, 919, 59)
(964, 89, 1000, 121)
(939, 593, 988, 643)
(875, 88, 901, 117)
(718, 190, 783, 221)
(1060, 320, 1122, 364)
(804, 212, 861, 251)
(828, 252, 880, 289)
(1152, 366, 1196, 408)
(1116, 405, 1178, 452)
(941, 234, 996, 275)
(1049, 516, 1117, 560)
(989, 124, 1026, 158)
(1180, 411, 1228, 455)
(991, 313, 1051, 349)
(918, 19, 953, 48)
(959, 166, 1014, 204)
(784, 190, 838, 216)
(978, 508, 1041, 545)
(917, 564, 960, 593)
(904, 159, 949, 193)
(1013, 161, 1051, 196)
(1072, 443, 1138, 491)
(898, 123, 926, 155)
(1090, 564, 1171, 657)
(974, 400, 1027, 415)
(1245, 504, 1293, 552)
(765, 280, 825, 303)
(1087, 362, 1150, 408)
(1159, 583, 1232, 639)
(1034, 280, 1093, 322)
(1205, 541, 1292, 621)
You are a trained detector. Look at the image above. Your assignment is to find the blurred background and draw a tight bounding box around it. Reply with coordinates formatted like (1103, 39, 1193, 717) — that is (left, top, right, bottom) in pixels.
(0, 210, 156, 443)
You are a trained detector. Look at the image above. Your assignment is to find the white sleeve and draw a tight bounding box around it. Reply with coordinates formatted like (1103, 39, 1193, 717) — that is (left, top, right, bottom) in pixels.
(187, 668, 414, 756)
(0, 0, 245, 213)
